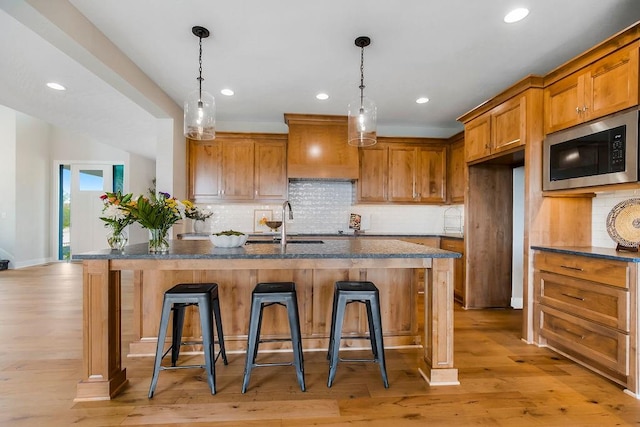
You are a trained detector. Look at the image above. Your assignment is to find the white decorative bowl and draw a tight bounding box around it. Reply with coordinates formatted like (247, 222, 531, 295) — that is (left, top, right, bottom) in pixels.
(210, 233, 248, 248)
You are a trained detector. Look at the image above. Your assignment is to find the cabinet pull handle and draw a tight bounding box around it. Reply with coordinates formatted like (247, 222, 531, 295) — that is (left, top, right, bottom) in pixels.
(560, 265, 584, 272)
(561, 293, 585, 301)
(576, 106, 581, 114)
(417, 291, 425, 295)
(561, 328, 585, 340)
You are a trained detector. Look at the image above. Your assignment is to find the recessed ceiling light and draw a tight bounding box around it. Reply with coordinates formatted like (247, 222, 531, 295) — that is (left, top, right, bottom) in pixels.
(221, 88, 234, 96)
(46, 82, 66, 91)
(504, 8, 529, 23)
(416, 97, 429, 104)
(316, 93, 329, 100)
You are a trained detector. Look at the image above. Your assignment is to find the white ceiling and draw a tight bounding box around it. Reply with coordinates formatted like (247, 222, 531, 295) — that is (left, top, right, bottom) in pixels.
(1, 0, 639, 159)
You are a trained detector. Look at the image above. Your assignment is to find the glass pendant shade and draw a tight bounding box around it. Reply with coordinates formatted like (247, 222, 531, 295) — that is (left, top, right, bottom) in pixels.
(347, 96, 377, 147)
(184, 89, 216, 140)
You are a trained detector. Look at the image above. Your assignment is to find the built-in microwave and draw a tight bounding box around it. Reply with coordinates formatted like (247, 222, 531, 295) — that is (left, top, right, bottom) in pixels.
(543, 108, 639, 191)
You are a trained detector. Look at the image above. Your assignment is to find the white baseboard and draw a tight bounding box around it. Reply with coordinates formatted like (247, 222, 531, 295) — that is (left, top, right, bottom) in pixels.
(511, 297, 523, 309)
(12, 257, 56, 269)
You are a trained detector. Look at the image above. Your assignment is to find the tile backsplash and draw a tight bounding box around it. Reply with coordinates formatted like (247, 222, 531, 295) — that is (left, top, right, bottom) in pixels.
(194, 180, 462, 235)
(592, 189, 640, 248)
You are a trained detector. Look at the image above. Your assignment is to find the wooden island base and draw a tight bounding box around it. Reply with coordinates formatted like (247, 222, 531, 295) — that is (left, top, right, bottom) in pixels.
(75, 240, 458, 401)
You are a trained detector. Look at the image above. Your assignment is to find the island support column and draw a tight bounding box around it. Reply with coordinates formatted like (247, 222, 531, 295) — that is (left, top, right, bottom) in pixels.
(75, 260, 128, 401)
(419, 257, 459, 385)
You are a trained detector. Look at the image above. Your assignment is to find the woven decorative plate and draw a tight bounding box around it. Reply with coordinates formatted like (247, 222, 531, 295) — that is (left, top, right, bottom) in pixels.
(606, 198, 640, 250)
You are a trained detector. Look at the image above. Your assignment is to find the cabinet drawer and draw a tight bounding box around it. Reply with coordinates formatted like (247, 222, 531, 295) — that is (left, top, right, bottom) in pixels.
(539, 305, 628, 376)
(536, 271, 628, 331)
(534, 252, 628, 289)
(440, 239, 463, 253)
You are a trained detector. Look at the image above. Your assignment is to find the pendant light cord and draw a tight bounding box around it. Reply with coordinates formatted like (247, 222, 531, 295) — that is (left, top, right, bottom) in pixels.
(198, 35, 204, 103)
(359, 45, 365, 109)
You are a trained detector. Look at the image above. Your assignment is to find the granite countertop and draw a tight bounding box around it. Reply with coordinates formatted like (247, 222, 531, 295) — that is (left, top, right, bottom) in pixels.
(531, 245, 640, 262)
(72, 238, 461, 260)
(178, 232, 464, 240)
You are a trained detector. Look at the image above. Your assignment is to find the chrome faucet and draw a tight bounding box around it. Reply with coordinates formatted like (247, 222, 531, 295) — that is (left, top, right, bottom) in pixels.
(281, 201, 293, 245)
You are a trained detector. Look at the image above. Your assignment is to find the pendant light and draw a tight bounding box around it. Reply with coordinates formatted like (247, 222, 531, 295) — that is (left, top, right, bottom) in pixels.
(184, 26, 215, 140)
(347, 36, 377, 147)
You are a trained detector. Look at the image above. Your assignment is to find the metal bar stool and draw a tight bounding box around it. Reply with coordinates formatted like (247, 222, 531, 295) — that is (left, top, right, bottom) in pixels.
(148, 283, 227, 398)
(327, 280, 389, 388)
(241, 282, 305, 393)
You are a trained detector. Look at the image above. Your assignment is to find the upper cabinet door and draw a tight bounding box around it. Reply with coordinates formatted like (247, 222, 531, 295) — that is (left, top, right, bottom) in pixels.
(465, 114, 491, 163)
(491, 95, 524, 153)
(447, 138, 465, 204)
(358, 144, 388, 202)
(220, 140, 255, 200)
(544, 72, 583, 134)
(254, 141, 287, 200)
(388, 146, 419, 202)
(417, 146, 446, 203)
(586, 43, 639, 121)
(189, 140, 222, 202)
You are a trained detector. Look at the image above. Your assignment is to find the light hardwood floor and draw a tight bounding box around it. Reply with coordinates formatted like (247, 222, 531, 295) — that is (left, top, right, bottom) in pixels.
(2, 262, 640, 426)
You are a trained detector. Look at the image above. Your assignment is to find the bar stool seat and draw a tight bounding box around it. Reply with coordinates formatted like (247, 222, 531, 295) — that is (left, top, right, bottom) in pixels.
(148, 283, 227, 398)
(242, 282, 305, 393)
(327, 280, 389, 388)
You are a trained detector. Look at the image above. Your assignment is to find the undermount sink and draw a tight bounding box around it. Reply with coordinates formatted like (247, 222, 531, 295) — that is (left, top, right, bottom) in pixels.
(245, 239, 324, 244)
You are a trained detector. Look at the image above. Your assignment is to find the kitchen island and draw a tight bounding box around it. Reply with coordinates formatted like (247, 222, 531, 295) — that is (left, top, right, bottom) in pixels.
(72, 238, 460, 401)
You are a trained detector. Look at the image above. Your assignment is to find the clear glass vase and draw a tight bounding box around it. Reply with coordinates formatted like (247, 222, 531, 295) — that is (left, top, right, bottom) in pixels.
(107, 230, 127, 251)
(193, 219, 207, 233)
(148, 228, 169, 253)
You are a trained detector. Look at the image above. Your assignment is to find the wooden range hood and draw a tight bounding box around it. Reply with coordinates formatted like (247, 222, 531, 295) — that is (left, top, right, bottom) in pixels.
(284, 113, 359, 180)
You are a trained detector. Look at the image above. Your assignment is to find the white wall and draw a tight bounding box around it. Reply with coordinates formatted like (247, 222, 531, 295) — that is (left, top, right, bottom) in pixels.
(15, 113, 51, 267)
(512, 166, 524, 309)
(0, 106, 16, 266)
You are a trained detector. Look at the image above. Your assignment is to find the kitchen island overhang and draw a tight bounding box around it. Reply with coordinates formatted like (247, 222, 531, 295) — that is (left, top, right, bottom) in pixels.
(73, 239, 460, 401)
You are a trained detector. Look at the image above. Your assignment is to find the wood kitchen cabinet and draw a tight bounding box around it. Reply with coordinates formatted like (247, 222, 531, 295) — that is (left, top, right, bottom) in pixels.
(358, 144, 388, 202)
(464, 94, 526, 163)
(220, 139, 254, 200)
(254, 140, 287, 200)
(447, 132, 465, 203)
(189, 140, 221, 201)
(188, 133, 287, 203)
(544, 42, 639, 134)
(440, 237, 465, 305)
(533, 250, 635, 390)
(359, 139, 446, 204)
(284, 113, 359, 180)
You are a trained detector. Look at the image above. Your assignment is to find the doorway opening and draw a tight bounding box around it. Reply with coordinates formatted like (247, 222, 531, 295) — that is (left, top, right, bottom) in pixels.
(58, 164, 124, 260)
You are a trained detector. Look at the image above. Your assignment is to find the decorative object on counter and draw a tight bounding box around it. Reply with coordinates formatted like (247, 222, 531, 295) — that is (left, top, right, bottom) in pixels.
(125, 191, 189, 253)
(99, 191, 135, 250)
(210, 230, 248, 248)
(606, 198, 640, 252)
(184, 25, 215, 141)
(185, 203, 213, 233)
(347, 36, 376, 147)
(349, 213, 361, 231)
(265, 220, 282, 232)
(443, 206, 463, 234)
(253, 209, 273, 233)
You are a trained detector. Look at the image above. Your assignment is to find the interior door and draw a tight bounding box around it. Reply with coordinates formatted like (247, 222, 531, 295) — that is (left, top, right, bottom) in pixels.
(70, 164, 113, 255)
